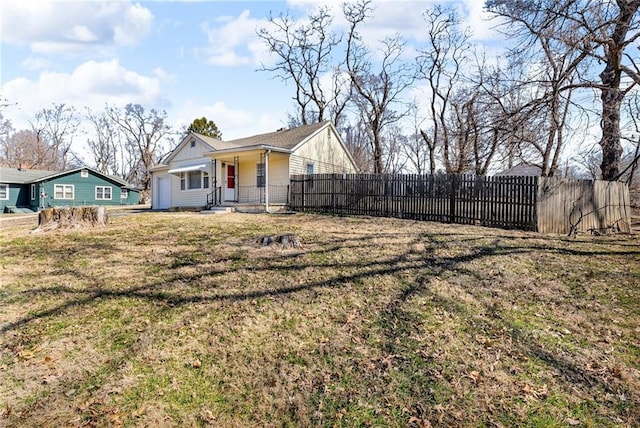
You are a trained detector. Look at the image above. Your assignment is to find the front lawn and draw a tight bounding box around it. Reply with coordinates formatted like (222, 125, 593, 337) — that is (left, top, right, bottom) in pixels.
(1, 212, 639, 427)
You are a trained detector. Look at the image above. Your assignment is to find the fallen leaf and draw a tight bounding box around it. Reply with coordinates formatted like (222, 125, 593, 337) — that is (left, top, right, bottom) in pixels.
(191, 359, 202, 368)
(18, 350, 34, 359)
(566, 417, 580, 426)
(107, 412, 123, 427)
(469, 370, 482, 383)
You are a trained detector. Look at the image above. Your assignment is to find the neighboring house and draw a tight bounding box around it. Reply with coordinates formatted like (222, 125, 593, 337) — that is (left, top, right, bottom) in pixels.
(0, 166, 140, 213)
(150, 121, 358, 211)
(495, 163, 543, 177)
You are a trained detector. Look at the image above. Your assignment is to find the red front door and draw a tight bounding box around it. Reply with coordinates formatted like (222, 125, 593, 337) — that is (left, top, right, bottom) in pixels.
(225, 164, 236, 201)
(227, 164, 235, 188)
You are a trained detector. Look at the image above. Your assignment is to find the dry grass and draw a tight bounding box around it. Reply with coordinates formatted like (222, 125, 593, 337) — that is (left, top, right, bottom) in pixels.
(1, 212, 639, 427)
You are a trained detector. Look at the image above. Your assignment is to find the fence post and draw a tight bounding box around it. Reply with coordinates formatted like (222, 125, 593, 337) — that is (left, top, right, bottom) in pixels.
(449, 174, 458, 223)
(301, 175, 305, 212)
(332, 174, 336, 214)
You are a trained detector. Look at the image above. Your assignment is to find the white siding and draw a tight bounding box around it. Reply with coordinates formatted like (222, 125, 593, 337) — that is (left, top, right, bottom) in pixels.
(290, 126, 357, 175)
(169, 157, 214, 208)
(162, 136, 217, 208)
(267, 153, 290, 186)
(171, 138, 214, 163)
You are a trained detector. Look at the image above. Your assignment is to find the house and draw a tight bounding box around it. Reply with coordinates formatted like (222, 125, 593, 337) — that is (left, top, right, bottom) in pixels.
(0, 166, 140, 213)
(495, 163, 543, 177)
(150, 121, 358, 211)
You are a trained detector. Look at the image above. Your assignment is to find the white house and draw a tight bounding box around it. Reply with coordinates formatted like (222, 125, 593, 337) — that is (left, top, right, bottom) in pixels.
(149, 121, 358, 211)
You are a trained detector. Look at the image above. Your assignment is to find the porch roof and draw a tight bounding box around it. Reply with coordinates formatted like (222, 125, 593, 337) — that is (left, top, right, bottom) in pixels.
(167, 163, 208, 175)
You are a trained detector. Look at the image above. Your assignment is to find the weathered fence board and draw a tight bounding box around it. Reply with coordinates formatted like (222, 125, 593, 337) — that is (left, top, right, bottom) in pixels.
(537, 177, 631, 234)
(290, 173, 631, 234)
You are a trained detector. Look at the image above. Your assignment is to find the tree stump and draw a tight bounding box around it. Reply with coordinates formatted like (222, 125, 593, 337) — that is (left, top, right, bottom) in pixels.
(32, 206, 108, 233)
(254, 233, 303, 249)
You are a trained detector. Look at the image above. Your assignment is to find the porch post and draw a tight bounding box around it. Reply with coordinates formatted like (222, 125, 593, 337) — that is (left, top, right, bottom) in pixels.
(265, 150, 270, 212)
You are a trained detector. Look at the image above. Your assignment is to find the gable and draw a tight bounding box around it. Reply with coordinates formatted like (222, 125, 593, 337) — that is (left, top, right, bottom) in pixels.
(291, 123, 358, 172)
(164, 133, 218, 164)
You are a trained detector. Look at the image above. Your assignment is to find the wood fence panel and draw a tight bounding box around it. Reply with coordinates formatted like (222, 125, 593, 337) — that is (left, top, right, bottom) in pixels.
(537, 177, 631, 234)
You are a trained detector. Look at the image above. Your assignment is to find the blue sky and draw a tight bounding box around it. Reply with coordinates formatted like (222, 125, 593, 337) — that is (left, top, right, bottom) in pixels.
(0, 0, 499, 150)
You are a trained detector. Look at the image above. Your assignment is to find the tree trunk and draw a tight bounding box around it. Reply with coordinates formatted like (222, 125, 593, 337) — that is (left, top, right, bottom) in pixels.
(599, 87, 624, 180)
(254, 233, 303, 249)
(32, 206, 108, 233)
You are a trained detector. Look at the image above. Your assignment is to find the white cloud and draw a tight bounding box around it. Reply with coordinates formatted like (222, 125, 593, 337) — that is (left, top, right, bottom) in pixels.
(0, 0, 153, 55)
(20, 57, 52, 71)
(460, 0, 502, 41)
(199, 9, 270, 67)
(1, 60, 164, 130)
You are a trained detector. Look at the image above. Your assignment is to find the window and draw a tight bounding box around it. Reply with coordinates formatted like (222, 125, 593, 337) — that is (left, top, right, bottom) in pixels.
(0, 184, 8, 200)
(188, 171, 201, 189)
(190, 140, 196, 148)
(256, 163, 265, 188)
(306, 163, 315, 175)
(95, 186, 112, 200)
(31, 184, 36, 200)
(54, 184, 74, 200)
(180, 171, 207, 190)
(121, 189, 128, 199)
(81, 169, 88, 178)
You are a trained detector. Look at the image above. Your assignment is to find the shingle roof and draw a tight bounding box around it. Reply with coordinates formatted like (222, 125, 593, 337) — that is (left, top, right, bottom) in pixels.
(495, 163, 542, 177)
(0, 166, 133, 187)
(0, 167, 58, 184)
(196, 121, 329, 151)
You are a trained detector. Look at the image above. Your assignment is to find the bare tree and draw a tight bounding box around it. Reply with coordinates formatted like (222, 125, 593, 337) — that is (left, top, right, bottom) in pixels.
(403, 104, 434, 174)
(340, 119, 372, 172)
(0, 112, 13, 162)
(487, 0, 640, 180)
(1, 130, 57, 169)
(30, 103, 80, 170)
(343, 0, 414, 173)
(416, 5, 471, 174)
(258, 7, 349, 126)
(618, 91, 640, 206)
(85, 108, 122, 176)
(105, 104, 172, 197)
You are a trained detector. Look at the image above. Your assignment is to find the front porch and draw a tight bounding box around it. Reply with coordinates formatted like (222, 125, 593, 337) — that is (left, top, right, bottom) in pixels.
(205, 184, 290, 211)
(204, 147, 291, 212)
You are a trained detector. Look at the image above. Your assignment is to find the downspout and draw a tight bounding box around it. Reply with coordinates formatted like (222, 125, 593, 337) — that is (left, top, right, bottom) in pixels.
(265, 150, 270, 213)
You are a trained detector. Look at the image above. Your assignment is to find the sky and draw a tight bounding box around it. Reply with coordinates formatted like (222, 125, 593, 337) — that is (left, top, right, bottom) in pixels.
(0, 0, 501, 160)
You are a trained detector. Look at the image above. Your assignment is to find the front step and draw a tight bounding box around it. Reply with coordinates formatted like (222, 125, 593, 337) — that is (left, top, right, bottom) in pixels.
(200, 206, 234, 215)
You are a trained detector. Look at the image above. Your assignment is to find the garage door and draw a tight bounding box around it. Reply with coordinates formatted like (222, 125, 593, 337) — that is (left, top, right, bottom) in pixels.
(156, 176, 171, 209)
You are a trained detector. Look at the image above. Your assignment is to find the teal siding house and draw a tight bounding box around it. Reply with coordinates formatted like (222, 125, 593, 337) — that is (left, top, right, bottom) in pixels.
(0, 167, 140, 213)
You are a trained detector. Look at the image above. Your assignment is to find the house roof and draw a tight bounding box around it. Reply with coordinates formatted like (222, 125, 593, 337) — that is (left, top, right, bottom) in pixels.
(151, 121, 358, 172)
(0, 167, 58, 184)
(196, 121, 330, 151)
(495, 163, 542, 177)
(0, 166, 134, 187)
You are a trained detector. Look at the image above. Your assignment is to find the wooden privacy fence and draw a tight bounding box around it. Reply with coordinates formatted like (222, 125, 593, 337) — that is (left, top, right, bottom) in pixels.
(537, 177, 631, 234)
(289, 173, 631, 234)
